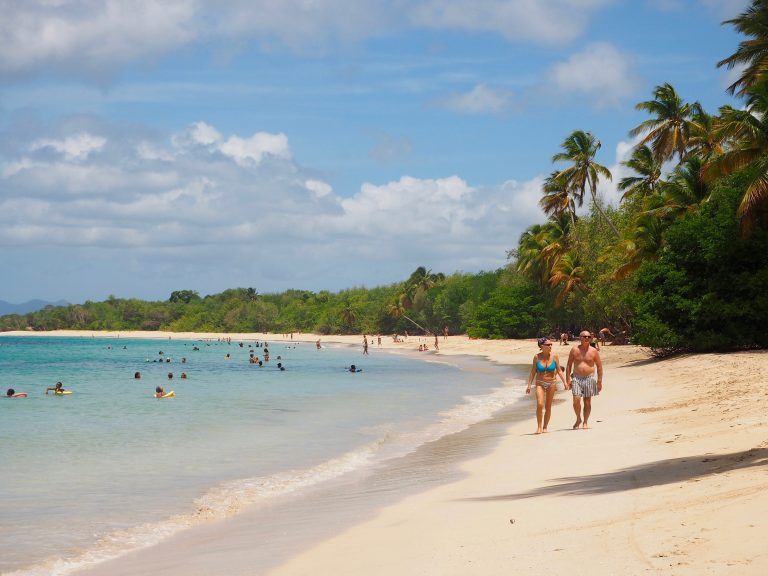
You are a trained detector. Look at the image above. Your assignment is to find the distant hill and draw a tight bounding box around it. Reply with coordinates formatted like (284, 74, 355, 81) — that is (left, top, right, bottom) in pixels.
(0, 299, 69, 316)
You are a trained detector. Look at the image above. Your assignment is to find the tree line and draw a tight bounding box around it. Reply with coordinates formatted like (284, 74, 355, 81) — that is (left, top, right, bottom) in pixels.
(0, 267, 546, 339)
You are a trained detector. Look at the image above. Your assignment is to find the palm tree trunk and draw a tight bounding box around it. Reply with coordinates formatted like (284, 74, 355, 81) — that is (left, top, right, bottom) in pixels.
(401, 314, 430, 335)
(590, 189, 620, 236)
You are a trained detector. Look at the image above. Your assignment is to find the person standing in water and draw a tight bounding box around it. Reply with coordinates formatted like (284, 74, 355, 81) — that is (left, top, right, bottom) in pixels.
(566, 331, 604, 429)
(526, 337, 567, 434)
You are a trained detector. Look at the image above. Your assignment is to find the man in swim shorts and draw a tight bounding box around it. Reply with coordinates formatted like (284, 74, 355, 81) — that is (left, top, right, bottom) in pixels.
(566, 330, 603, 429)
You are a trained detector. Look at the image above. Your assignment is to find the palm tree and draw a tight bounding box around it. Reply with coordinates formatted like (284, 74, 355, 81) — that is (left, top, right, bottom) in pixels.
(552, 130, 618, 235)
(609, 212, 666, 280)
(539, 171, 577, 226)
(618, 145, 662, 202)
(387, 299, 429, 335)
(515, 224, 551, 287)
(393, 267, 444, 334)
(538, 213, 572, 267)
(548, 252, 587, 307)
(687, 106, 727, 162)
(717, 0, 768, 96)
(656, 157, 710, 218)
(629, 83, 696, 164)
(704, 81, 768, 231)
(515, 216, 572, 289)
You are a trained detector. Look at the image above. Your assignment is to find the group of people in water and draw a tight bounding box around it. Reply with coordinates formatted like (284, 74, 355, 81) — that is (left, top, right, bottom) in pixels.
(526, 330, 603, 434)
(6, 381, 68, 397)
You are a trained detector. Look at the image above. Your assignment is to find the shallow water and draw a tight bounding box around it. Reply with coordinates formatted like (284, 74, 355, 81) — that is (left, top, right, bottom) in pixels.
(0, 336, 523, 575)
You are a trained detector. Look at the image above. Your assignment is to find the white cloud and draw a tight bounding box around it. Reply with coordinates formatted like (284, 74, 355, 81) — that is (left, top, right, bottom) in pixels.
(0, 118, 548, 298)
(210, 0, 394, 51)
(0, 0, 198, 78)
(698, 0, 748, 19)
(410, 0, 613, 45)
(189, 122, 222, 146)
(437, 83, 514, 114)
(0, 0, 614, 83)
(171, 122, 291, 165)
(30, 133, 107, 161)
(219, 132, 291, 165)
(545, 42, 638, 107)
(306, 179, 333, 197)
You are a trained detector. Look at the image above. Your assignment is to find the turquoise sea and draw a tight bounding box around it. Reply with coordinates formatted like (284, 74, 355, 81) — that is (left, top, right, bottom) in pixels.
(0, 336, 522, 575)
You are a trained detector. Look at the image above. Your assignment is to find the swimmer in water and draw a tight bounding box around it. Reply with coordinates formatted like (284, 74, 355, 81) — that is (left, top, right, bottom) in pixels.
(45, 382, 67, 395)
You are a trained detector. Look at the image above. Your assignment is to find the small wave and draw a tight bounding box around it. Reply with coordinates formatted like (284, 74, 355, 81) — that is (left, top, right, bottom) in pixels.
(7, 378, 525, 576)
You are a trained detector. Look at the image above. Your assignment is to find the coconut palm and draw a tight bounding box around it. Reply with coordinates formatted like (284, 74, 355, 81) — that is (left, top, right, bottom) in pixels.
(609, 212, 666, 280)
(704, 81, 768, 231)
(629, 83, 696, 164)
(515, 215, 572, 290)
(618, 145, 662, 202)
(393, 267, 444, 334)
(717, 0, 768, 96)
(656, 157, 711, 218)
(538, 213, 572, 266)
(552, 130, 618, 235)
(687, 106, 727, 162)
(516, 224, 553, 287)
(539, 171, 576, 225)
(548, 252, 587, 307)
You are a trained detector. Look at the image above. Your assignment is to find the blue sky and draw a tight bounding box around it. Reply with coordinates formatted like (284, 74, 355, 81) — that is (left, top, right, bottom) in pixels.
(0, 0, 749, 303)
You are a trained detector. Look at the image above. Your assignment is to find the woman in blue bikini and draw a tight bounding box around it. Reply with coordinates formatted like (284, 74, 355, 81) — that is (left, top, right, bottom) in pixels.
(526, 337, 568, 434)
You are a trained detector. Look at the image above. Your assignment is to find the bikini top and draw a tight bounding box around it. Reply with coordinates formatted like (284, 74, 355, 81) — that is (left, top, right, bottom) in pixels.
(536, 357, 557, 373)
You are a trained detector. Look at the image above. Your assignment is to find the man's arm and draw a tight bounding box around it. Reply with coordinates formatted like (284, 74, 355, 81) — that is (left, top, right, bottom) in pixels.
(566, 348, 575, 389)
(594, 350, 603, 392)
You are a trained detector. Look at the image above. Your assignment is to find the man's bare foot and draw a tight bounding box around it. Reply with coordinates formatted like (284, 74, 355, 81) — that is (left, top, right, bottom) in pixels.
(573, 420, 582, 429)
(582, 422, 589, 429)
(536, 428, 543, 434)
(542, 428, 548, 433)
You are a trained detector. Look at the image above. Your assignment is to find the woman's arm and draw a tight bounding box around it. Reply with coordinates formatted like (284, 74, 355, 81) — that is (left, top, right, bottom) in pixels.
(526, 356, 537, 394)
(555, 356, 568, 388)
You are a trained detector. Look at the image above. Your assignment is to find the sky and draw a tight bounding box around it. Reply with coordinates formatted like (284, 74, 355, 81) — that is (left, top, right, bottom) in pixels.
(0, 0, 750, 304)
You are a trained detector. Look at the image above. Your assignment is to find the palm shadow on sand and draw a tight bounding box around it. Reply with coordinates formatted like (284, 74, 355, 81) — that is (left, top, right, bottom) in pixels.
(459, 447, 768, 501)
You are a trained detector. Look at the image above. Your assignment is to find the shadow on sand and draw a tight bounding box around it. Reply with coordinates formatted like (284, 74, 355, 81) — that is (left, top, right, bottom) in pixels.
(460, 447, 768, 501)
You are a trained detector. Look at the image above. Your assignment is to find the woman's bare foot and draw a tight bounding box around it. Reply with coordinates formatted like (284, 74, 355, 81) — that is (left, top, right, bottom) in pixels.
(536, 427, 543, 434)
(573, 419, 582, 429)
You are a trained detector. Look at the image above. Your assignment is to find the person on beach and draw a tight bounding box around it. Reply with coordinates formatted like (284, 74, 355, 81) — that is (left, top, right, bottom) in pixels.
(45, 382, 66, 394)
(526, 337, 568, 434)
(598, 327, 614, 347)
(363, 336, 369, 355)
(566, 331, 603, 429)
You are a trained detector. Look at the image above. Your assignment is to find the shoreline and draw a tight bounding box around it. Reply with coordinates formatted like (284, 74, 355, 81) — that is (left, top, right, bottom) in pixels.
(5, 331, 768, 575)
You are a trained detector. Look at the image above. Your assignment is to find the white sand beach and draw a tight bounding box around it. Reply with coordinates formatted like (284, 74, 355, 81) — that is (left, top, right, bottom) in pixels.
(269, 335, 768, 576)
(6, 331, 768, 575)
